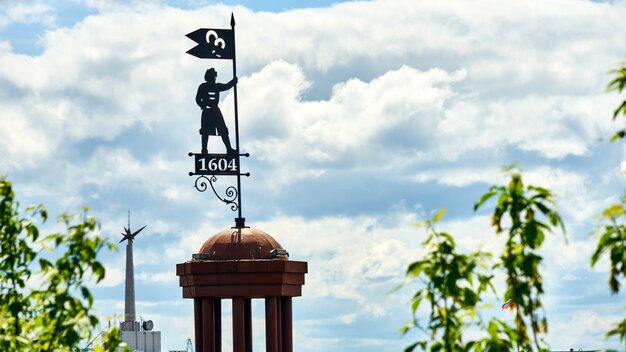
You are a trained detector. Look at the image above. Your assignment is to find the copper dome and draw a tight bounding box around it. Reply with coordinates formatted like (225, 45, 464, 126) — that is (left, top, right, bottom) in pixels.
(198, 227, 287, 260)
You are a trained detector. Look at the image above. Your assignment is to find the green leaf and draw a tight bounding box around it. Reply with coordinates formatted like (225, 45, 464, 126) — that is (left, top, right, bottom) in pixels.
(411, 294, 424, 314)
(474, 191, 498, 211)
(39, 258, 52, 271)
(407, 260, 426, 277)
(602, 204, 625, 219)
(613, 100, 626, 119)
(404, 341, 424, 352)
(524, 223, 538, 248)
(432, 208, 446, 223)
(80, 286, 94, 306)
(610, 129, 626, 142)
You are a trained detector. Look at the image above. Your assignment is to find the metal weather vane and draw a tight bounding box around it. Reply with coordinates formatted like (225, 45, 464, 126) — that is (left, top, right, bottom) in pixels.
(186, 14, 249, 228)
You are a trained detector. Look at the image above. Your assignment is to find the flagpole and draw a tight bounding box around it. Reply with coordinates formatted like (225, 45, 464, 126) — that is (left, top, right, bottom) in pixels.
(230, 13, 244, 228)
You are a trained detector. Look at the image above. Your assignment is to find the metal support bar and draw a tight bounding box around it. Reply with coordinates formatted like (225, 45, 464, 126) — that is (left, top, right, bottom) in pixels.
(230, 14, 244, 226)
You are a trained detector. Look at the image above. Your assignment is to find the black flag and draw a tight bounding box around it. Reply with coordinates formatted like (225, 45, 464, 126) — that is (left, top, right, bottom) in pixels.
(186, 28, 235, 60)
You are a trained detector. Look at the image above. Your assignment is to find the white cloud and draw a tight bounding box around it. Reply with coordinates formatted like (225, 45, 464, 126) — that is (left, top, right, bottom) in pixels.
(549, 309, 623, 350)
(439, 94, 616, 160)
(0, 2, 55, 28)
(237, 62, 465, 185)
(523, 166, 606, 224)
(411, 167, 502, 187)
(137, 270, 177, 283)
(97, 265, 125, 288)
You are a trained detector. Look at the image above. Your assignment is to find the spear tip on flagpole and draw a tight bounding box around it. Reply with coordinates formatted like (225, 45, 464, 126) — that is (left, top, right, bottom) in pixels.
(231, 13, 235, 27)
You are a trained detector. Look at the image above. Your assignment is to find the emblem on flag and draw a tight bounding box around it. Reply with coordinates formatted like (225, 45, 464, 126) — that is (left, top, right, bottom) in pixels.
(186, 28, 235, 59)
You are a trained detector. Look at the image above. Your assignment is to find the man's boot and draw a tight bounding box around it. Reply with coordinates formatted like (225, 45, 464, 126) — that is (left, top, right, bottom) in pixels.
(222, 134, 237, 154)
(201, 134, 208, 154)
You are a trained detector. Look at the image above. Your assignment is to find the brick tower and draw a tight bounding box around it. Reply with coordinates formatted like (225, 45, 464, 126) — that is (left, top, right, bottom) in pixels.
(176, 227, 307, 352)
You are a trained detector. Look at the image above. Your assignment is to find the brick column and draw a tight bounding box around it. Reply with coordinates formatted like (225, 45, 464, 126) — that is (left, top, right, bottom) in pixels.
(202, 298, 216, 352)
(264, 297, 278, 352)
(244, 298, 252, 351)
(215, 299, 222, 352)
(233, 298, 245, 352)
(195, 299, 204, 352)
(280, 297, 292, 352)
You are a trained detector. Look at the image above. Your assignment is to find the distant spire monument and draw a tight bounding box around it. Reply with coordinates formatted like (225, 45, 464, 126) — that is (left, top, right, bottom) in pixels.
(117, 212, 161, 351)
(119, 211, 146, 332)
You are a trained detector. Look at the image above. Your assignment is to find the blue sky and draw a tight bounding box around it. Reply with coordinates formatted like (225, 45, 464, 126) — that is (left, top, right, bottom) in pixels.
(1, 0, 626, 351)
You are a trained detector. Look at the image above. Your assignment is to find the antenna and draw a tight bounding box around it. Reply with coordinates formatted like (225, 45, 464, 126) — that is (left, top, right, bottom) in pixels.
(128, 210, 131, 230)
(186, 338, 193, 352)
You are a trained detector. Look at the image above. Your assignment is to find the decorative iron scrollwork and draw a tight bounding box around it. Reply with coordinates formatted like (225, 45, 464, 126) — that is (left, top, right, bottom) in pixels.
(193, 175, 211, 192)
(194, 175, 239, 211)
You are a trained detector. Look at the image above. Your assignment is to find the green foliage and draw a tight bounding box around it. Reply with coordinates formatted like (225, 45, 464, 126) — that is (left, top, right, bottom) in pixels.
(591, 193, 626, 345)
(608, 60, 626, 141)
(403, 209, 494, 352)
(0, 177, 124, 351)
(591, 195, 626, 293)
(403, 57, 626, 352)
(471, 319, 519, 352)
(94, 324, 129, 352)
(403, 169, 565, 351)
(474, 167, 564, 352)
(592, 59, 626, 349)
(606, 317, 626, 344)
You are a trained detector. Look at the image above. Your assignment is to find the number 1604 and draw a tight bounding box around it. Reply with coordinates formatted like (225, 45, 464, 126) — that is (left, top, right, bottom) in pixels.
(199, 157, 237, 172)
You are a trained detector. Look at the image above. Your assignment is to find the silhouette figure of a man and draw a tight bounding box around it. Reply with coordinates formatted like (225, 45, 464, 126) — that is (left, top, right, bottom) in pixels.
(196, 68, 237, 154)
